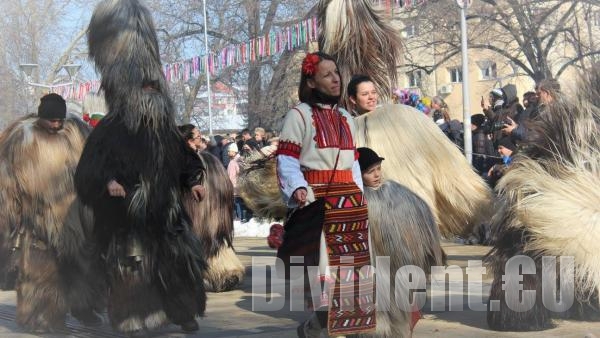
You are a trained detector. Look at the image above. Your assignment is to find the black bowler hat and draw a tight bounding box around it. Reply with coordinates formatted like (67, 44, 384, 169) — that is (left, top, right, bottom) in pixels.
(357, 147, 385, 172)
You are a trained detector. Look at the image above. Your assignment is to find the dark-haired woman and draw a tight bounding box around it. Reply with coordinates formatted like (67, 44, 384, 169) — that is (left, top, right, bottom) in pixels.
(277, 52, 375, 337)
(347, 74, 378, 115)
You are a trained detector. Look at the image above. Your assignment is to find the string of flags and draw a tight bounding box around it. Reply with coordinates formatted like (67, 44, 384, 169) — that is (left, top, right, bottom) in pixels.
(57, 0, 422, 100)
(51, 81, 102, 102)
(162, 0, 421, 84)
(163, 16, 319, 83)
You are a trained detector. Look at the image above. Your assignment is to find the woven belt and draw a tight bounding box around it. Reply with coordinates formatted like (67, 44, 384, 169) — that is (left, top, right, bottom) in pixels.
(302, 169, 353, 185)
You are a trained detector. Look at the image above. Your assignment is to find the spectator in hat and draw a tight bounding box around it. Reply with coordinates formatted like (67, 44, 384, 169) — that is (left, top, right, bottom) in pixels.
(482, 88, 505, 120)
(486, 137, 517, 187)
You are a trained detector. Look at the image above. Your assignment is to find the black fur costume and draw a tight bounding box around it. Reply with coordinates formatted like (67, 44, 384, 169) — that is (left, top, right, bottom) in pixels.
(75, 0, 206, 333)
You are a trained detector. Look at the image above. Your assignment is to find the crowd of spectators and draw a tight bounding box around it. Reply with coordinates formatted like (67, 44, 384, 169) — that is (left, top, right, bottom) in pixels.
(189, 126, 278, 223)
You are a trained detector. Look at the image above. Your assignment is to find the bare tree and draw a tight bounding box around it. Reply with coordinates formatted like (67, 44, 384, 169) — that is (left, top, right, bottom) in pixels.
(150, 0, 317, 131)
(402, 0, 600, 83)
(0, 0, 90, 125)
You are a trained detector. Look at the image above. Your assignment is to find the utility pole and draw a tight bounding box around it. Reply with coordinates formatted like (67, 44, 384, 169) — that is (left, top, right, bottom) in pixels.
(202, 0, 213, 135)
(457, 0, 473, 164)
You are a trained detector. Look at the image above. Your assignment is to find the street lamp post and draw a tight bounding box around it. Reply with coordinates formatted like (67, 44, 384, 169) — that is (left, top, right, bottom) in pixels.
(20, 63, 81, 115)
(20, 63, 81, 92)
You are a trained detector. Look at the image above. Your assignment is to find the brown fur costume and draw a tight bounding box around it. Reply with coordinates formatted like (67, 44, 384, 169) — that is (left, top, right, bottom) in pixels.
(183, 152, 245, 292)
(0, 114, 103, 332)
(318, 0, 402, 107)
(485, 67, 600, 331)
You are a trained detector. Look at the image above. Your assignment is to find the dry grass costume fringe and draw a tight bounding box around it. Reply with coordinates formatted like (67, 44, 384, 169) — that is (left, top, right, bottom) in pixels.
(353, 104, 492, 237)
(360, 181, 444, 337)
(318, 0, 402, 107)
(75, 0, 206, 333)
(0, 114, 104, 332)
(183, 152, 245, 292)
(485, 67, 600, 331)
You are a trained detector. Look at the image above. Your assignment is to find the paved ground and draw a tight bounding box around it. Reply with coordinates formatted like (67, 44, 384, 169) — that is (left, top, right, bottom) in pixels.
(1, 237, 600, 337)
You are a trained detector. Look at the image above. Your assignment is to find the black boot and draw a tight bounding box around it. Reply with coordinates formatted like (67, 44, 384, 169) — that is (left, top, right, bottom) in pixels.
(180, 319, 199, 332)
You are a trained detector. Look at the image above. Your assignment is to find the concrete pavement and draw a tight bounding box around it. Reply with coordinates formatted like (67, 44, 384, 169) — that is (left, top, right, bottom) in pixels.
(1, 238, 600, 337)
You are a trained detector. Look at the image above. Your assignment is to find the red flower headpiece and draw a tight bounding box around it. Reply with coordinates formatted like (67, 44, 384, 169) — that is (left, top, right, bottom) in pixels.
(301, 53, 321, 76)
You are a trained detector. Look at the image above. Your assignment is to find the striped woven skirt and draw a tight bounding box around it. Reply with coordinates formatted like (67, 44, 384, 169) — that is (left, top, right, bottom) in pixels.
(313, 183, 376, 335)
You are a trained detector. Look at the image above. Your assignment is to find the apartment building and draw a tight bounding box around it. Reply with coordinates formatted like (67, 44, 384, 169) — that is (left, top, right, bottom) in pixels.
(390, 0, 600, 120)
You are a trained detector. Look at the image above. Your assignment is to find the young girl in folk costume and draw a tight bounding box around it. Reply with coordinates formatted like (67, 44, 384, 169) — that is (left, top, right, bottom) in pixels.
(358, 147, 444, 337)
(277, 52, 375, 337)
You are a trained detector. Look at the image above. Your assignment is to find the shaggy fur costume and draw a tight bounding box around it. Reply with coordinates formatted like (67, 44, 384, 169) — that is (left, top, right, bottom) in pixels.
(183, 152, 245, 292)
(354, 104, 492, 237)
(238, 145, 287, 220)
(0, 115, 104, 332)
(361, 181, 444, 337)
(485, 67, 600, 330)
(75, 0, 206, 333)
(318, 0, 402, 107)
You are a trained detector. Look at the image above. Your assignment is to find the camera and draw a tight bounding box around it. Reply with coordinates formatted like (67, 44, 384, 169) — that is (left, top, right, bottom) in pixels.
(481, 118, 511, 134)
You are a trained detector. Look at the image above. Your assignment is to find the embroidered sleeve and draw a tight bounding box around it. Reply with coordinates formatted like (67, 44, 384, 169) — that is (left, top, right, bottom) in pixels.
(276, 107, 309, 206)
(276, 155, 308, 207)
(277, 108, 305, 159)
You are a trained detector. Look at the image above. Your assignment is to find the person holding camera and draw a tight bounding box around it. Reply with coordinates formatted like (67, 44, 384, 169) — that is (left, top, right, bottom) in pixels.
(485, 137, 517, 187)
(481, 84, 523, 147)
(502, 91, 539, 144)
(503, 79, 560, 146)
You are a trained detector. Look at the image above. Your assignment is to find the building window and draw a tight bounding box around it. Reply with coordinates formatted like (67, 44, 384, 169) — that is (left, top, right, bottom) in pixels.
(478, 61, 497, 80)
(407, 70, 422, 87)
(403, 24, 417, 38)
(448, 67, 462, 83)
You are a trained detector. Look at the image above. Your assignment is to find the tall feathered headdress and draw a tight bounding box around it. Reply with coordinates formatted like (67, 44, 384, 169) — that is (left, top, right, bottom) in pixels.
(318, 0, 403, 106)
(87, 0, 173, 131)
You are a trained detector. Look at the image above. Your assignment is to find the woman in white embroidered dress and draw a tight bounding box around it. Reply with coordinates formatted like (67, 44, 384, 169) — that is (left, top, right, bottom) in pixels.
(277, 52, 375, 338)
